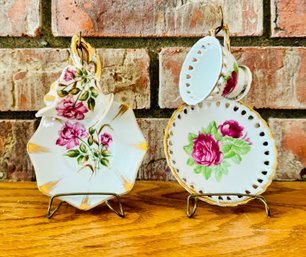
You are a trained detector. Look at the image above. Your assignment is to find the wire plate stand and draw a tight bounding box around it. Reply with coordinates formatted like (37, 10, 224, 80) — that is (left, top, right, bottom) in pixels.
(47, 192, 125, 219)
(186, 193, 270, 218)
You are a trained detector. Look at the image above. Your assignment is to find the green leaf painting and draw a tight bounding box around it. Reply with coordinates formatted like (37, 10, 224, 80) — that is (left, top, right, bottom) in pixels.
(184, 120, 252, 182)
(56, 66, 102, 120)
(56, 121, 113, 174)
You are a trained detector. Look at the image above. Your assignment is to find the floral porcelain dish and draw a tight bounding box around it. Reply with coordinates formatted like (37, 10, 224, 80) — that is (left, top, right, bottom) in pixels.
(28, 36, 147, 210)
(28, 101, 147, 210)
(164, 99, 277, 206)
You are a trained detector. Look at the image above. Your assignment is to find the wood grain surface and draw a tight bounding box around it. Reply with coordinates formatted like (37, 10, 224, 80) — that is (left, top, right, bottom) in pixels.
(0, 181, 305, 257)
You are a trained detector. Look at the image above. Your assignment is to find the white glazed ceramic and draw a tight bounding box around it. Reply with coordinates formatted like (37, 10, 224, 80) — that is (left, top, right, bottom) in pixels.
(28, 101, 147, 210)
(36, 35, 114, 122)
(164, 99, 277, 206)
(179, 24, 252, 105)
(28, 36, 147, 210)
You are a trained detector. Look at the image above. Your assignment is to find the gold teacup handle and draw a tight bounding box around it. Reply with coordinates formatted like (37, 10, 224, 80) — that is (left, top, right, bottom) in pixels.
(69, 35, 102, 80)
(209, 23, 231, 52)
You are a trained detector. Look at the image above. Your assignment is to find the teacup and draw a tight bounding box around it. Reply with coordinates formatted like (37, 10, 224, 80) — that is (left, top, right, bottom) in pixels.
(36, 35, 114, 123)
(179, 24, 252, 105)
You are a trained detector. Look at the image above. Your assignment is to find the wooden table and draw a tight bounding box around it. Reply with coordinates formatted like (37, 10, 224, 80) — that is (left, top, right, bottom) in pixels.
(0, 181, 305, 257)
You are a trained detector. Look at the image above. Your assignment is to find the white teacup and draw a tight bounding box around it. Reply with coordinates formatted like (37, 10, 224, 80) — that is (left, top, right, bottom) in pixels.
(179, 24, 252, 105)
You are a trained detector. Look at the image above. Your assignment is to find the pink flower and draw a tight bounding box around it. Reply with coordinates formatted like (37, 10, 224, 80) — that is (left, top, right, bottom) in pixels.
(100, 133, 112, 149)
(218, 120, 244, 138)
(56, 95, 88, 120)
(222, 71, 238, 96)
(63, 67, 76, 82)
(192, 133, 222, 166)
(56, 121, 88, 150)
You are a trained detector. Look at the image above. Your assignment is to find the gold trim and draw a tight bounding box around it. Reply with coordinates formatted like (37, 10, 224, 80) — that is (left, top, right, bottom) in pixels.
(27, 143, 50, 154)
(114, 170, 134, 193)
(163, 101, 278, 207)
(39, 180, 60, 194)
(130, 142, 148, 151)
(50, 83, 56, 90)
(43, 94, 55, 102)
(79, 196, 91, 210)
(70, 35, 101, 80)
(120, 175, 133, 192)
(209, 23, 231, 52)
(112, 103, 129, 121)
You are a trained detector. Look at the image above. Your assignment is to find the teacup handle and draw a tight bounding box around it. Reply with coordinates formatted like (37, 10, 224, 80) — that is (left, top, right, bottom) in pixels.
(69, 35, 102, 81)
(209, 23, 231, 52)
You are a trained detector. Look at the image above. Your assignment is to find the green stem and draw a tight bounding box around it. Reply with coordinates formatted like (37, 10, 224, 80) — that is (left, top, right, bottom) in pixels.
(77, 137, 95, 157)
(73, 87, 85, 107)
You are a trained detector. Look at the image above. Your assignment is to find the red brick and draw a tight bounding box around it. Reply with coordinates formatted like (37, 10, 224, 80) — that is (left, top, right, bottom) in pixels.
(52, 0, 263, 37)
(269, 119, 306, 180)
(137, 118, 174, 181)
(0, 0, 41, 37)
(271, 0, 306, 37)
(159, 47, 306, 109)
(0, 48, 150, 111)
(0, 120, 36, 181)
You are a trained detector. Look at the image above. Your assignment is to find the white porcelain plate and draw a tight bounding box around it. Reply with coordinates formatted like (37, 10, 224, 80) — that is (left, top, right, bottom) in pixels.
(164, 99, 277, 206)
(28, 101, 147, 210)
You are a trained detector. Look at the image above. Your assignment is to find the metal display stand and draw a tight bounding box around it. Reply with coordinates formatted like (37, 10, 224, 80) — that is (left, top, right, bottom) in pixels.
(47, 192, 125, 219)
(186, 193, 270, 218)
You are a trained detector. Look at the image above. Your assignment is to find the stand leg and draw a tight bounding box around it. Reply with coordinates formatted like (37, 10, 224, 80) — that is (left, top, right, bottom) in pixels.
(105, 197, 125, 218)
(47, 192, 125, 219)
(186, 195, 198, 218)
(186, 193, 271, 218)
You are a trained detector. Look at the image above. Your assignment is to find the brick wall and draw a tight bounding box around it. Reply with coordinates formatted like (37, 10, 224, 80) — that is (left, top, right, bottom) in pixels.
(0, 0, 305, 181)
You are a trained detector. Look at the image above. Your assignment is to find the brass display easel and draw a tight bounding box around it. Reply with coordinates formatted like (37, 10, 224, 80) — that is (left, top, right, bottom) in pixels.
(186, 193, 270, 218)
(47, 192, 125, 219)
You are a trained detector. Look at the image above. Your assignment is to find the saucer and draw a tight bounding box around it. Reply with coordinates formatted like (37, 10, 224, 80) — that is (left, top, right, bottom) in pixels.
(28, 101, 147, 210)
(164, 99, 277, 206)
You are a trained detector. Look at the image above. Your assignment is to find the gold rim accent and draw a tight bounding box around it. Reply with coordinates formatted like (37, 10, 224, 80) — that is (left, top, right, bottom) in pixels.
(43, 94, 55, 102)
(113, 170, 134, 193)
(79, 196, 91, 210)
(120, 175, 133, 192)
(209, 23, 231, 52)
(163, 101, 278, 207)
(39, 180, 60, 194)
(112, 103, 129, 121)
(70, 35, 101, 80)
(130, 142, 148, 151)
(27, 143, 50, 154)
(50, 83, 56, 90)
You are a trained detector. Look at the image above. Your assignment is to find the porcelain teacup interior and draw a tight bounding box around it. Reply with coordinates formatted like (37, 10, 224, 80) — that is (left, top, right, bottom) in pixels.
(179, 24, 252, 105)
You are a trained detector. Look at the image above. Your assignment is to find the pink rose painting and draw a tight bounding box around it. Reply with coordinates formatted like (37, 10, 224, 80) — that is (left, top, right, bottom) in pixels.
(56, 121, 88, 150)
(222, 71, 237, 96)
(63, 67, 76, 82)
(56, 64, 99, 119)
(59, 66, 77, 84)
(192, 133, 222, 166)
(100, 133, 113, 150)
(56, 121, 113, 174)
(56, 95, 88, 120)
(184, 120, 252, 181)
(222, 63, 239, 97)
(219, 120, 244, 138)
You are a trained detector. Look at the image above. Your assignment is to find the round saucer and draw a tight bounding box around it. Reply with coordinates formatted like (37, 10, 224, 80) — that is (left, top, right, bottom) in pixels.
(164, 99, 277, 206)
